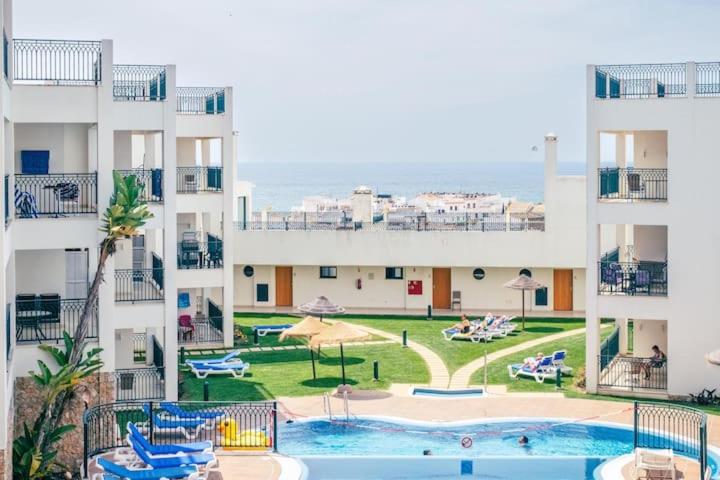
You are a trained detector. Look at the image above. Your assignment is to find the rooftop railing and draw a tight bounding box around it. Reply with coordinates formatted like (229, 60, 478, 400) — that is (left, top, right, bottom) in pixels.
(237, 211, 545, 232)
(16, 297, 98, 344)
(598, 167, 667, 201)
(595, 63, 686, 99)
(695, 62, 720, 97)
(13, 39, 102, 85)
(598, 260, 667, 296)
(114, 169, 163, 203)
(14, 172, 98, 217)
(176, 87, 225, 114)
(176, 166, 223, 193)
(113, 64, 166, 101)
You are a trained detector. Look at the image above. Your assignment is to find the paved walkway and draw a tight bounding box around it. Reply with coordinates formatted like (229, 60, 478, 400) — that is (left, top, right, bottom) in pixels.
(449, 327, 591, 389)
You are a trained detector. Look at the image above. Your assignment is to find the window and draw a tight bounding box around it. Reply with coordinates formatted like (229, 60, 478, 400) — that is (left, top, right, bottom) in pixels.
(472, 268, 486, 280)
(320, 266, 337, 279)
(385, 267, 404, 280)
(535, 287, 548, 306)
(243, 265, 254, 277)
(519, 268, 532, 277)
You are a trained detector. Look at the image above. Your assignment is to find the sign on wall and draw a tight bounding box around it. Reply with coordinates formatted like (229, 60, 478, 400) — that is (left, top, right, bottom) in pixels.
(408, 280, 423, 295)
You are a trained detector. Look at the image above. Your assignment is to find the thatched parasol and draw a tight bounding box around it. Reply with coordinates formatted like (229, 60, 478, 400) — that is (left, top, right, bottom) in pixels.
(298, 296, 346, 320)
(503, 274, 545, 330)
(309, 322, 370, 388)
(279, 316, 328, 379)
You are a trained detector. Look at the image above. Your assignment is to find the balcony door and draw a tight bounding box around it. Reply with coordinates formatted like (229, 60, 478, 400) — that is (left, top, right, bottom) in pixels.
(553, 269, 573, 311)
(65, 249, 88, 299)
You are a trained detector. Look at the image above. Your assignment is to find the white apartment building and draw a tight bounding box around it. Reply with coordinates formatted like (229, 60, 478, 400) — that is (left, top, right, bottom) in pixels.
(233, 135, 586, 315)
(0, 3, 236, 472)
(586, 62, 720, 399)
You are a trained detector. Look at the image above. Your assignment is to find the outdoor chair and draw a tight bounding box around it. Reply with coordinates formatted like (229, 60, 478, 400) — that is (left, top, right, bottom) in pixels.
(121, 434, 218, 470)
(126, 422, 213, 455)
(451, 290, 461, 311)
(94, 457, 200, 480)
(634, 448, 675, 479)
(206, 237, 222, 267)
(39, 293, 61, 324)
(178, 315, 194, 341)
(182, 173, 198, 193)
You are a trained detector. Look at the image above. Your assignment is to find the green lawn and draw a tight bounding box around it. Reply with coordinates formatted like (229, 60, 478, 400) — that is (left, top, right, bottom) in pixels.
(341, 314, 586, 374)
(469, 326, 613, 392)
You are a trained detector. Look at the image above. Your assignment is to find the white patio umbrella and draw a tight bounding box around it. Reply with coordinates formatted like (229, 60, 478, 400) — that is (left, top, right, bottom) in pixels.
(309, 321, 370, 390)
(503, 274, 545, 331)
(279, 316, 328, 380)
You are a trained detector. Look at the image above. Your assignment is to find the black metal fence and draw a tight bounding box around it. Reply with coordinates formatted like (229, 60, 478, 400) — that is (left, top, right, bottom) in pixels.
(114, 169, 163, 202)
(83, 400, 278, 473)
(16, 297, 98, 344)
(177, 239, 223, 269)
(598, 355, 667, 391)
(696, 62, 720, 97)
(237, 211, 545, 232)
(176, 87, 226, 114)
(113, 65, 166, 101)
(599, 327, 620, 372)
(115, 268, 164, 302)
(13, 39, 102, 85)
(178, 316, 224, 345)
(595, 63, 686, 98)
(15, 173, 98, 217)
(112, 367, 165, 401)
(598, 261, 667, 296)
(176, 166, 223, 193)
(598, 168, 667, 201)
(634, 402, 708, 477)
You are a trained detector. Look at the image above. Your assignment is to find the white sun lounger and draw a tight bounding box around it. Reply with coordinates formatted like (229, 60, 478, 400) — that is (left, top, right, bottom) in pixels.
(634, 447, 675, 480)
(507, 356, 572, 383)
(190, 361, 250, 379)
(442, 326, 491, 343)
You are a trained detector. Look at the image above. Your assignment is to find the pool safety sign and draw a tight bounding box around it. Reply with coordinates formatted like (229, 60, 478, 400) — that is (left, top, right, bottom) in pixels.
(461, 436, 473, 448)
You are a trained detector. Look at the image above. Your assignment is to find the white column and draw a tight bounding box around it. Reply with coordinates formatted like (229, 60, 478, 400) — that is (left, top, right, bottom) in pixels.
(686, 62, 696, 98)
(222, 88, 235, 347)
(615, 133, 626, 168)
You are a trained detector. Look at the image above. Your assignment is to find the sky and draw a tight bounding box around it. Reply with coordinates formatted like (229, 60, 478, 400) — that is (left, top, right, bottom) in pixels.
(14, 0, 720, 164)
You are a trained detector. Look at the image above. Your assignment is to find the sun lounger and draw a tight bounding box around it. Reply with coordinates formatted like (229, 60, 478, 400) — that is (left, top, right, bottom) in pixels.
(634, 447, 675, 479)
(507, 356, 561, 383)
(551, 350, 573, 374)
(126, 422, 212, 455)
(185, 350, 240, 368)
(190, 361, 250, 379)
(160, 402, 224, 421)
(141, 405, 206, 439)
(93, 457, 200, 480)
(252, 324, 293, 336)
(123, 434, 218, 471)
(442, 326, 491, 343)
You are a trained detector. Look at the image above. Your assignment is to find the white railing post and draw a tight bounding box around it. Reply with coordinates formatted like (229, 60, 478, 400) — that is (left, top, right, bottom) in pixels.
(687, 61, 696, 98)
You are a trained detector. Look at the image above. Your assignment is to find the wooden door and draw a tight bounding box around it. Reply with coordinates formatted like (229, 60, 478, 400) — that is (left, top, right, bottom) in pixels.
(553, 269, 573, 311)
(432, 268, 451, 309)
(275, 266, 293, 307)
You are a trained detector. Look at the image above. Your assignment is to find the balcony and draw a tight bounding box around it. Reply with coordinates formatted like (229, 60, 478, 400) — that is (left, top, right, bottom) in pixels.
(14, 173, 98, 217)
(177, 234, 223, 269)
(598, 167, 667, 202)
(176, 87, 225, 115)
(598, 261, 667, 296)
(111, 367, 165, 401)
(115, 254, 164, 302)
(237, 211, 545, 232)
(115, 169, 163, 203)
(15, 296, 98, 344)
(178, 301, 223, 346)
(595, 61, 720, 99)
(598, 355, 667, 393)
(176, 166, 223, 193)
(113, 65, 166, 101)
(13, 39, 102, 86)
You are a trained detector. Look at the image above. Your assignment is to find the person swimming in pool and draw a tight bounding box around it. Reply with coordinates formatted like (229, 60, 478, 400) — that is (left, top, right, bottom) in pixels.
(518, 435, 529, 446)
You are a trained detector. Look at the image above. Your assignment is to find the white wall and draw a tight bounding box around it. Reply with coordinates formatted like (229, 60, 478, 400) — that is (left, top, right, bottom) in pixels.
(632, 319, 667, 357)
(633, 131, 667, 169)
(15, 123, 91, 173)
(15, 249, 65, 296)
(633, 225, 667, 261)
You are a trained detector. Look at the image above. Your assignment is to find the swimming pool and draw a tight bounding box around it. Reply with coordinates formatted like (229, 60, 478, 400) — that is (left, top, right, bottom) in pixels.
(279, 416, 719, 479)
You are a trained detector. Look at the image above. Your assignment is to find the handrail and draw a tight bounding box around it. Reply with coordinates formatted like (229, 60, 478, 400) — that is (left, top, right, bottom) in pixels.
(323, 393, 333, 420)
(343, 391, 350, 422)
(13, 38, 102, 85)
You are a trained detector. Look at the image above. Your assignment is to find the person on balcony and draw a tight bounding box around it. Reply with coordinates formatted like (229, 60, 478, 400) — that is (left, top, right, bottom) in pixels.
(642, 345, 666, 380)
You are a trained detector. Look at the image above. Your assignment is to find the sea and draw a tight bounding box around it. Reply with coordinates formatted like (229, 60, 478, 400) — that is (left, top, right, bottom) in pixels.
(238, 161, 585, 211)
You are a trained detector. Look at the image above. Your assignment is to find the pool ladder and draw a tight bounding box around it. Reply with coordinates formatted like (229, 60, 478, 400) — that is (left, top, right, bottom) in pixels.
(323, 392, 351, 422)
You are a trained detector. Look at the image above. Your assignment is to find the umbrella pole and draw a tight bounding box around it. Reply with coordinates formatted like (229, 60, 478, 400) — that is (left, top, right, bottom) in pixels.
(310, 345, 317, 380)
(522, 290, 526, 331)
(340, 343, 346, 386)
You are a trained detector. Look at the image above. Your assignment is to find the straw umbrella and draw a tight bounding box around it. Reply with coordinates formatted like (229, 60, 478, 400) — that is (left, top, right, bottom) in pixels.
(310, 321, 370, 391)
(298, 296, 346, 321)
(503, 274, 545, 331)
(279, 316, 328, 380)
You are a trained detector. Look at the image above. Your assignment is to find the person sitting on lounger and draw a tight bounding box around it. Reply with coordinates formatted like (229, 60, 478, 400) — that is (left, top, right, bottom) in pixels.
(641, 345, 666, 380)
(452, 315, 472, 334)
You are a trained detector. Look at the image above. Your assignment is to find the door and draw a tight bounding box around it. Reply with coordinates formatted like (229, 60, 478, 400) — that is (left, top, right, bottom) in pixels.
(432, 268, 451, 309)
(553, 269, 573, 311)
(65, 249, 89, 299)
(132, 235, 146, 282)
(275, 266, 293, 307)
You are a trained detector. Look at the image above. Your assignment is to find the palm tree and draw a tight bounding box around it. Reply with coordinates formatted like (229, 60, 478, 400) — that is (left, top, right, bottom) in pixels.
(14, 171, 153, 478)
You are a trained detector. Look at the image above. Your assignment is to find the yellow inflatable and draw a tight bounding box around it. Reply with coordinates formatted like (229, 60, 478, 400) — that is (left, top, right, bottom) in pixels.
(218, 419, 272, 449)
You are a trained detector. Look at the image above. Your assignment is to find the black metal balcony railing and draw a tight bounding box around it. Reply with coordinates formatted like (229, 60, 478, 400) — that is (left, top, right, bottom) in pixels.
(598, 168, 667, 201)
(595, 63, 686, 99)
(3, 31, 9, 79)
(176, 166, 223, 193)
(115, 268, 164, 302)
(177, 237, 223, 269)
(113, 65, 166, 101)
(16, 297, 98, 344)
(176, 87, 225, 114)
(695, 62, 720, 97)
(237, 211, 545, 232)
(114, 169, 163, 202)
(598, 355, 667, 391)
(14, 173, 98, 217)
(598, 261, 667, 296)
(178, 316, 223, 345)
(599, 327, 620, 372)
(13, 39, 102, 85)
(112, 367, 165, 401)
(4, 174, 9, 226)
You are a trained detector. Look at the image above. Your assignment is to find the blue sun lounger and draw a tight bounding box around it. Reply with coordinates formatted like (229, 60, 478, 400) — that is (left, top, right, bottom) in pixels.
(125, 435, 218, 470)
(126, 422, 212, 455)
(252, 324, 293, 336)
(185, 349, 241, 368)
(95, 457, 200, 480)
(160, 402, 224, 420)
(141, 404, 206, 439)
